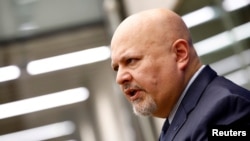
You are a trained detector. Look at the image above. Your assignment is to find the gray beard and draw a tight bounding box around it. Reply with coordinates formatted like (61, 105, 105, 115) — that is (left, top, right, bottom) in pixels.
(132, 95, 157, 116)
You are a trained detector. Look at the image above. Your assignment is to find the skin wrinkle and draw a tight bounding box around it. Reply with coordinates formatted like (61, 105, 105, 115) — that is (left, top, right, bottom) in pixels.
(111, 8, 202, 118)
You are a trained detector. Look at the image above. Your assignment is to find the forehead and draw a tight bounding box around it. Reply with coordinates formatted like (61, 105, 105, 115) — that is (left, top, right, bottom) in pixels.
(111, 29, 143, 59)
(111, 42, 139, 62)
(110, 17, 167, 65)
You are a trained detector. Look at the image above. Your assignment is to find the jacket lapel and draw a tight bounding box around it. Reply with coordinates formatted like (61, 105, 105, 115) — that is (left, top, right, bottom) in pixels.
(166, 65, 217, 140)
(165, 105, 186, 141)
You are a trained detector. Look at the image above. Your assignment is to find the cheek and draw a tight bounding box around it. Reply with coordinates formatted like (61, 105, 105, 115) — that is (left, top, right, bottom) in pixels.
(134, 59, 171, 93)
(146, 63, 177, 95)
(135, 66, 161, 92)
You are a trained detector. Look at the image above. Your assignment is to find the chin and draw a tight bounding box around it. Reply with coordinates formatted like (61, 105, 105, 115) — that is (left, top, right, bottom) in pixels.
(132, 102, 157, 117)
(133, 109, 153, 116)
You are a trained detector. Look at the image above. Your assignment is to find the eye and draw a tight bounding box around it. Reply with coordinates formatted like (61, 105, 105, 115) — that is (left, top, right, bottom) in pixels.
(114, 66, 119, 71)
(126, 58, 136, 64)
(126, 58, 133, 64)
(112, 64, 119, 72)
(126, 58, 140, 66)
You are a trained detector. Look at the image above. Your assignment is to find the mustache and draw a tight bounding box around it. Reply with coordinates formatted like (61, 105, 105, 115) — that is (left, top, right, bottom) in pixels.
(123, 83, 142, 91)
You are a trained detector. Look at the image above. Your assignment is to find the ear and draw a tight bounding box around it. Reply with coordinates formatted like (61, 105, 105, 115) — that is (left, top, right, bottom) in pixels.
(172, 39, 190, 70)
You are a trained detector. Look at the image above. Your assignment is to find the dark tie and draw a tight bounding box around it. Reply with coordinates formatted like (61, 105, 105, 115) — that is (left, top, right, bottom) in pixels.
(159, 119, 170, 141)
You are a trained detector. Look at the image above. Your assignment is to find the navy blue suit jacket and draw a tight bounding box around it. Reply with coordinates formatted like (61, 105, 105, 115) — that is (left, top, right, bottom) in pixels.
(160, 65, 250, 141)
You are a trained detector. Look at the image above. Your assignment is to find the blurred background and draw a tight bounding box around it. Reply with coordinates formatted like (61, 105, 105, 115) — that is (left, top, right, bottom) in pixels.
(0, 0, 249, 141)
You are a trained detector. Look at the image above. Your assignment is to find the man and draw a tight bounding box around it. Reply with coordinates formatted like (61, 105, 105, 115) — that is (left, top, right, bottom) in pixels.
(110, 8, 250, 141)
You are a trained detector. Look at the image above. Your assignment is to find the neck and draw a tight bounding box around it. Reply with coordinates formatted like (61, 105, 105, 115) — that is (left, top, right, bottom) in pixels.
(185, 57, 203, 87)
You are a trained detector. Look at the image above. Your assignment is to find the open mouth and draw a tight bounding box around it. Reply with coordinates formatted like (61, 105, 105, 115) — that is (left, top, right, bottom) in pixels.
(129, 89, 137, 97)
(124, 89, 137, 97)
(124, 88, 141, 101)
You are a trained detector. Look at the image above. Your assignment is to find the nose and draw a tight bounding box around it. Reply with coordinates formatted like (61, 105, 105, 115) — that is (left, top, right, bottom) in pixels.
(116, 68, 132, 85)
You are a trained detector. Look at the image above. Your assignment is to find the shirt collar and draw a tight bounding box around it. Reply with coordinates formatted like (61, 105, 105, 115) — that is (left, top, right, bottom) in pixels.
(168, 65, 205, 124)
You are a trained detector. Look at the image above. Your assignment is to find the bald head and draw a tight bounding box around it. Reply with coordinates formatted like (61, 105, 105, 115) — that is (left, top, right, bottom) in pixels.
(111, 8, 192, 50)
